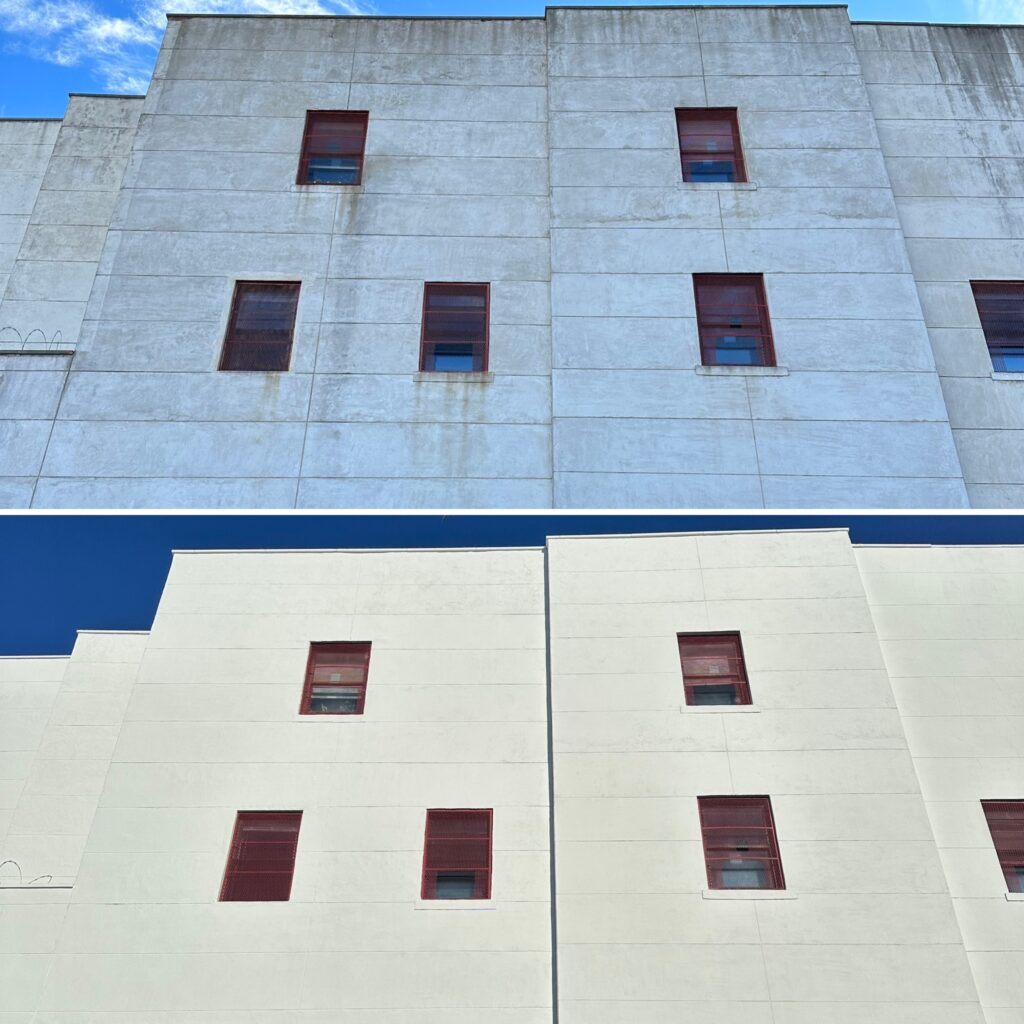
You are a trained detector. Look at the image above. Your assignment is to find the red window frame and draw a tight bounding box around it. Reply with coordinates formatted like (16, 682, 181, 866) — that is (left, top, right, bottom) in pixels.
(971, 281, 1024, 372)
(678, 632, 752, 706)
(421, 808, 493, 900)
(219, 280, 300, 372)
(219, 811, 302, 902)
(693, 273, 776, 367)
(297, 110, 369, 186)
(676, 108, 747, 184)
(699, 796, 785, 890)
(982, 800, 1024, 893)
(299, 641, 371, 716)
(419, 282, 490, 373)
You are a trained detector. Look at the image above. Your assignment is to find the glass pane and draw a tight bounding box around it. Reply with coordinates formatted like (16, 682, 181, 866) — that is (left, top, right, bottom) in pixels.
(435, 872, 478, 899)
(424, 309, 487, 344)
(991, 348, 1024, 372)
(428, 344, 481, 372)
(309, 685, 361, 713)
(720, 859, 768, 889)
(234, 288, 297, 334)
(306, 156, 359, 184)
(692, 683, 740, 706)
(1012, 866, 1024, 893)
(685, 158, 737, 183)
(713, 334, 761, 366)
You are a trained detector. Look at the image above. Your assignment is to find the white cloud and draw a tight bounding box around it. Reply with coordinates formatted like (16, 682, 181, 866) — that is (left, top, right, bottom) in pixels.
(963, 0, 1024, 22)
(0, 0, 373, 94)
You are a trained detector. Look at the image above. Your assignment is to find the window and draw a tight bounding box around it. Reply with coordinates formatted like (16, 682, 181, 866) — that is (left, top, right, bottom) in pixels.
(420, 283, 489, 372)
(421, 809, 492, 900)
(298, 110, 369, 185)
(694, 274, 775, 367)
(699, 796, 784, 890)
(300, 642, 371, 715)
(678, 633, 751, 706)
(982, 800, 1024, 893)
(972, 281, 1024, 372)
(219, 281, 300, 372)
(677, 108, 746, 184)
(219, 811, 302, 902)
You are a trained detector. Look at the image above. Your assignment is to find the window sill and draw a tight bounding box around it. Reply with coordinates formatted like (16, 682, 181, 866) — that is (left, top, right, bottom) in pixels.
(414, 371, 494, 384)
(679, 181, 759, 192)
(992, 371, 1024, 382)
(1006, 892, 1024, 902)
(681, 704, 760, 714)
(414, 898, 496, 910)
(702, 889, 795, 900)
(290, 183, 363, 193)
(695, 365, 789, 377)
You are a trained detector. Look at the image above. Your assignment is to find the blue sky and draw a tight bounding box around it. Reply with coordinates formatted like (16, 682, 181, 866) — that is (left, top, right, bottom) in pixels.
(0, 0, 1020, 118)
(0, 513, 1022, 655)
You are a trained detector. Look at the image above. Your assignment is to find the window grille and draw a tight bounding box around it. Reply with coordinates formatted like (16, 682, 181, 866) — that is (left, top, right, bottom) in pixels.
(421, 809, 493, 899)
(972, 281, 1024, 372)
(694, 274, 775, 367)
(219, 281, 300, 372)
(298, 110, 369, 185)
(678, 633, 752, 706)
(699, 796, 785, 890)
(300, 642, 371, 715)
(982, 800, 1024, 893)
(220, 811, 302, 902)
(420, 283, 490, 372)
(677, 108, 747, 184)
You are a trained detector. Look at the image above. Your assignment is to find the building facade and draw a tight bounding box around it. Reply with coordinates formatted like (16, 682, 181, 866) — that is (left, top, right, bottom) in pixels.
(2, 6, 1024, 508)
(2, 528, 1023, 1022)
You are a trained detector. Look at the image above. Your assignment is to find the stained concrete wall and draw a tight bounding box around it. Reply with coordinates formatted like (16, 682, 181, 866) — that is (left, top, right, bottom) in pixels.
(6, 9, 1024, 507)
(546, 529, 985, 1024)
(858, 544, 1024, 1024)
(548, 6, 966, 509)
(856, 23, 1024, 508)
(1, 547, 553, 1021)
(33, 16, 553, 509)
(0, 118, 59, 333)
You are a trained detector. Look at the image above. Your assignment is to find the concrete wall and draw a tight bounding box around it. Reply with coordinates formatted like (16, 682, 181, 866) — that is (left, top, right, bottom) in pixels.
(0, 95, 143, 354)
(1, 546, 553, 1021)
(546, 529, 985, 1024)
(856, 24, 1024, 508)
(858, 543, 1024, 1024)
(33, 16, 553, 509)
(5, 8, 1024, 507)
(0, 118, 59, 332)
(548, 6, 966, 509)
(5, 532, 1024, 1019)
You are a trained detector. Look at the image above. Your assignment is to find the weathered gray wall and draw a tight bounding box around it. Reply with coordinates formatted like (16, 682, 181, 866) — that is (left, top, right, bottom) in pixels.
(548, 6, 966, 508)
(4, 8, 1024, 507)
(856, 23, 1024, 508)
(34, 16, 553, 509)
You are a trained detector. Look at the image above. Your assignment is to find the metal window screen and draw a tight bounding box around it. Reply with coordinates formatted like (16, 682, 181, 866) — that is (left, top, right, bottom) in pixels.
(219, 811, 302, 902)
(972, 281, 1024, 372)
(677, 108, 747, 184)
(300, 642, 371, 715)
(420, 282, 490, 372)
(298, 110, 369, 185)
(219, 281, 300, 371)
(694, 274, 776, 367)
(699, 796, 785, 890)
(982, 800, 1024, 893)
(678, 632, 752, 706)
(421, 808, 493, 899)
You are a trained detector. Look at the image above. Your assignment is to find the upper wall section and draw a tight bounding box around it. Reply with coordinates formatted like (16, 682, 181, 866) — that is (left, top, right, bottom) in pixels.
(855, 23, 1024, 508)
(0, 120, 59, 327)
(0, 96, 143, 353)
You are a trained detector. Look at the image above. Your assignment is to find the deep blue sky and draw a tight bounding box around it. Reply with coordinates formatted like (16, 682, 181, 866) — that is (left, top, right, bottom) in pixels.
(1, 513, 1022, 656)
(0, 0, 1017, 119)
